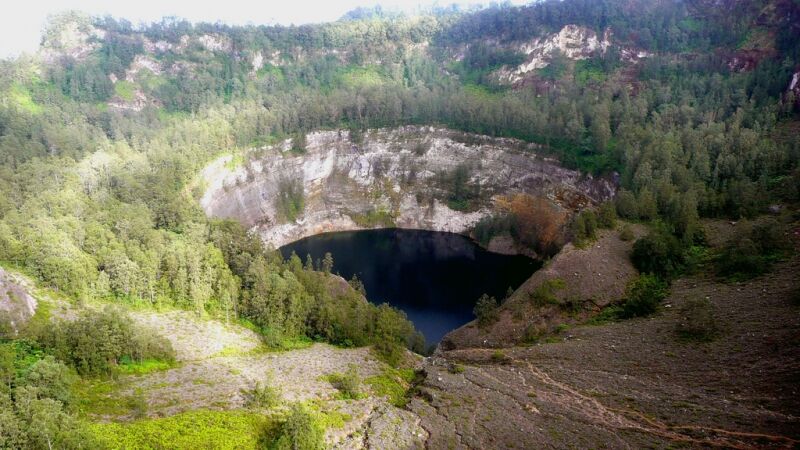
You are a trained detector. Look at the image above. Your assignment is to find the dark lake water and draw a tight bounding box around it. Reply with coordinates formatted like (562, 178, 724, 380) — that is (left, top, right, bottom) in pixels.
(279, 229, 540, 344)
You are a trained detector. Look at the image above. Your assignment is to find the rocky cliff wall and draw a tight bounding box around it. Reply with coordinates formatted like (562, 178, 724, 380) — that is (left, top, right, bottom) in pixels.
(200, 126, 615, 249)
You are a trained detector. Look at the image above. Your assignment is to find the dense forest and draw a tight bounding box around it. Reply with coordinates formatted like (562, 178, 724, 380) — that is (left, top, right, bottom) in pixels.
(0, 0, 799, 446)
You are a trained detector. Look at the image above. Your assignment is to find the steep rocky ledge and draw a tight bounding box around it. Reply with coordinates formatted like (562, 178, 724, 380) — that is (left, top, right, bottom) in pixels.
(200, 126, 615, 249)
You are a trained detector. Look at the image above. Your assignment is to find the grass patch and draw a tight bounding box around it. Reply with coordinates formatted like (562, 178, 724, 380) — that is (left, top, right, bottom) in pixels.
(73, 378, 141, 417)
(574, 59, 607, 86)
(364, 367, 416, 407)
(586, 305, 624, 325)
(9, 83, 43, 114)
(114, 81, 137, 102)
(89, 409, 276, 449)
(115, 358, 174, 375)
(336, 65, 388, 88)
(224, 153, 246, 171)
(491, 350, 509, 363)
(211, 344, 267, 358)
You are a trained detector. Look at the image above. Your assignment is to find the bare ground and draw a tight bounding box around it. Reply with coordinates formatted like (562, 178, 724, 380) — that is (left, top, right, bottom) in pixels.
(413, 254, 800, 449)
(86, 309, 428, 448)
(443, 224, 646, 349)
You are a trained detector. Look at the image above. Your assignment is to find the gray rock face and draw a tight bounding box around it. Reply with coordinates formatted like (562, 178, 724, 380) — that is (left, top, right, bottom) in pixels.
(200, 126, 615, 248)
(0, 268, 37, 336)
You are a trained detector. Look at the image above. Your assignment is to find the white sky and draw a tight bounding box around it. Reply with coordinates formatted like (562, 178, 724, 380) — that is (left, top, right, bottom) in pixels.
(0, 0, 525, 58)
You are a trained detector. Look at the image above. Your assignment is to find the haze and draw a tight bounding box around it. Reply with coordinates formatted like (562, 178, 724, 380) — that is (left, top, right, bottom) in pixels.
(0, 0, 524, 58)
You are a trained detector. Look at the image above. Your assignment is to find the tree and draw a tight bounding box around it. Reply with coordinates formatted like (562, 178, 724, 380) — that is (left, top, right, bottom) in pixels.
(473, 294, 499, 327)
(631, 229, 684, 279)
(597, 202, 617, 229)
(322, 252, 334, 274)
(0, 345, 14, 393)
(615, 189, 638, 220)
(637, 188, 659, 221)
(21, 356, 75, 406)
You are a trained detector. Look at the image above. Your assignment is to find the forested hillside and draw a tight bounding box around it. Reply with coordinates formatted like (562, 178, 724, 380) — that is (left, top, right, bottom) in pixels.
(0, 0, 799, 446)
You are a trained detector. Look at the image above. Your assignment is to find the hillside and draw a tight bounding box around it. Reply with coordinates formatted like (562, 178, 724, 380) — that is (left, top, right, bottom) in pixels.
(0, 0, 799, 448)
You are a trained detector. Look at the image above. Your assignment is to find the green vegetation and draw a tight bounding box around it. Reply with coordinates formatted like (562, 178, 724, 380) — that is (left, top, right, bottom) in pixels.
(571, 210, 599, 247)
(324, 364, 363, 400)
(529, 278, 566, 307)
(364, 367, 416, 407)
(115, 358, 174, 375)
(33, 308, 176, 377)
(442, 164, 480, 212)
(619, 224, 635, 241)
(473, 294, 499, 327)
(350, 208, 396, 227)
(714, 220, 790, 280)
(490, 350, 508, 363)
(631, 229, 686, 280)
(0, 0, 797, 445)
(618, 274, 669, 319)
(675, 298, 719, 342)
(270, 403, 325, 450)
(113, 80, 136, 101)
(8, 83, 43, 114)
(90, 409, 276, 449)
(276, 177, 305, 221)
(244, 378, 283, 409)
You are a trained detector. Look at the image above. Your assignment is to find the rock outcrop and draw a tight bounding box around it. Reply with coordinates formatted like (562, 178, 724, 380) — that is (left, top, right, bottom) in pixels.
(0, 268, 37, 336)
(200, 126, 615, 249)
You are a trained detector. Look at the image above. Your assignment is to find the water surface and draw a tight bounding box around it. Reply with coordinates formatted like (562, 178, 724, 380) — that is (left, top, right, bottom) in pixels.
(280, 229, 540, 344)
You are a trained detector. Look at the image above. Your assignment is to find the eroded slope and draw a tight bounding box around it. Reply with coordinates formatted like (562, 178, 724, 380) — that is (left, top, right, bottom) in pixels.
(200, 127, 614, 249)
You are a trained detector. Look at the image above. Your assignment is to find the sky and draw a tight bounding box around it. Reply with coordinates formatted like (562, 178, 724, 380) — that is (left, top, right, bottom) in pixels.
(0, 0, 524, 58)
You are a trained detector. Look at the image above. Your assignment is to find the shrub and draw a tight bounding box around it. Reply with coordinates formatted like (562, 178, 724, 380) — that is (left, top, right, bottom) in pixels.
(290, 132, 307, 153)
(364, 368, 416, 407)
(522, 323, 546, 343)
(597, 202, 617, 229)
(716, 238, 762, 278)
(619, 224, 634, 241)
(473, 294, 499, 327)
(499, 194, 566, 256)
(631, 229, 684, 279)
(272, 404, 325, 450)
(245, 379, 282, 408)
(443, 163, 479, 212)
(472, 214, 513, 246)
(490, 350, 508, 363)
(571, 210, 598, 246)
(675, 298, 718, 342)
(326, 364, 361, 399)
(447, 364, 465, 374)
(619, 275, 668, 319)
(276, 177, 305, 222)
(715, 220, 789, 280)
(529, 279, 566, 306)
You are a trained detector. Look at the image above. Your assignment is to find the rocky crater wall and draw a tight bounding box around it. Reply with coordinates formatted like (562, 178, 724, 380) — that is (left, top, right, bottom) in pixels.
(200, 126, 615, 249)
